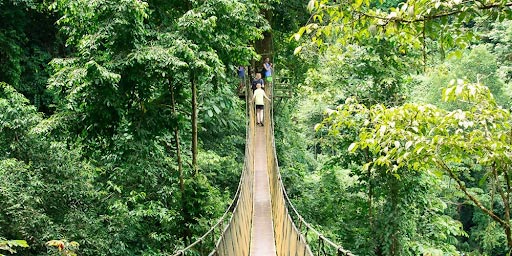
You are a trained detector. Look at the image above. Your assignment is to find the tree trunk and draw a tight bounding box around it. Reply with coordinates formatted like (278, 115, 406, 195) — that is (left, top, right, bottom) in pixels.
(365, 149, 377, 255)
(422, 20, 427, 72)
(170, 84, 184, 192)
(368, 166, 373, 227)
(441, 159, 512, 252)
(170, 82, 190, 243)
(494, 163, 512, 252)
(191, 74, 198, 175)
(254, 6, 273, 66)
(389, 177, 400, 256)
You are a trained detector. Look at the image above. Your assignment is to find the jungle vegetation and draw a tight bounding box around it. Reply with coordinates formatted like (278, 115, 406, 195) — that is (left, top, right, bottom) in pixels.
(1, 0, 511, 255)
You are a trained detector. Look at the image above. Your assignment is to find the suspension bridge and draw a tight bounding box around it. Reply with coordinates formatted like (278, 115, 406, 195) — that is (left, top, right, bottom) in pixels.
(171, 75, 355, 256)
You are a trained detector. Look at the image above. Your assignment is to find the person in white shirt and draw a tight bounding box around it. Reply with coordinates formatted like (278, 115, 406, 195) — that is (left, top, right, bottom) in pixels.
(252, 83, 271, 126)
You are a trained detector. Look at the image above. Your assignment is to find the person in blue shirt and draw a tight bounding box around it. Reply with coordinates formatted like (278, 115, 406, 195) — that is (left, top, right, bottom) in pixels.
(237, 66, 245, 93)
(262, 58, 273, 86)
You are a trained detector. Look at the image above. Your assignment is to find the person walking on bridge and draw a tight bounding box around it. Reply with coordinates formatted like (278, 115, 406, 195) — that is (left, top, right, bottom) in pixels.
(251, 73, 264, 92)
(236, 65, 245, 94)
(262, 57, 273, 87)
(252, 83, 270, 126)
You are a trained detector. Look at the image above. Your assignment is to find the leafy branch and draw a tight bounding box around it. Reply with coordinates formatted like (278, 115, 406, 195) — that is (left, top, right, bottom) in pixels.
(435, 158, 507, 228)
(0, 239, 28, 255)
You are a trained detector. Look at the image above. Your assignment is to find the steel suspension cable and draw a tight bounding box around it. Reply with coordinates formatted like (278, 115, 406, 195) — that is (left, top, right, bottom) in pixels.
(169, 168, 244, 256)
(268, 41, 355, 255)
(170, 76, 254, 256)
(269, 108, 355, 256)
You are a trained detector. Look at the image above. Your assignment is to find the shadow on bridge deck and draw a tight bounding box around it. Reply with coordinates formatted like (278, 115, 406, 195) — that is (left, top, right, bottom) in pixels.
(250, 125, 277, 255)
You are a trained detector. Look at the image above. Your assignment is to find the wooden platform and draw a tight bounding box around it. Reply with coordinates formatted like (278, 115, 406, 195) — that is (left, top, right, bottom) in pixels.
(250, 125, 277, 256)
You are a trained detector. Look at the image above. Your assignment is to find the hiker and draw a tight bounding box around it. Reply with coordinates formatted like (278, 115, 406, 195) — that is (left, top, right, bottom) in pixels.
(237, 66, 245, 93)
(252, 83, 270, 126)
(262, 57, 273, 86)
(251, 73, 265, 92)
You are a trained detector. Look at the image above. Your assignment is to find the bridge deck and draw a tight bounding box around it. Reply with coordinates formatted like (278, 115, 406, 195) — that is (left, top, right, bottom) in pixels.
(250, 125, 277, 256)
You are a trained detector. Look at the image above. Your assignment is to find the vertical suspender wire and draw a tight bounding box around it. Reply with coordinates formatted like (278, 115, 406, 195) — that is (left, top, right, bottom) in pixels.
(267, 32, 354, 256)
(270, 35, 275, 130)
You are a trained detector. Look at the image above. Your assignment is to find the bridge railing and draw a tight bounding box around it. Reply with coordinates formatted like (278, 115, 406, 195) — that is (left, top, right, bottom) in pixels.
(264, 87, 313, 256)
(266, 83, 355, 256)
(210, 87, 255, 256)
(171, 87, 255, 256)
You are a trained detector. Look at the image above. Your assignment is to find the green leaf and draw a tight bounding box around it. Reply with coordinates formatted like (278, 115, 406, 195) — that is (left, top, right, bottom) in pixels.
(213, 105, 221, 114)
(362, 162, 372, 171)
(348, 142, 358, 152)
(405, 141, 413, 150)
(379, 125, 387, 135)
(354, 0, 363, 8)
(307, 0, 316, 12)
(12, 241, 28, 247)
(294, 46, 303, 55)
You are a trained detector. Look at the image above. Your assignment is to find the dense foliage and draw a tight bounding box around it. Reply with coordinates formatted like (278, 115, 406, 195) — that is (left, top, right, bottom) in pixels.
(1, 0, 265, 255)
(275, 1, 512, 256)
(1, 0, 512, 255)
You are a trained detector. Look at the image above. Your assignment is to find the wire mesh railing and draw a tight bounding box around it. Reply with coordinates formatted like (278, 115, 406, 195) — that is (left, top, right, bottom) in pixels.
(171, 75, 355, 256)
(264, 84, 313, 256)
(170, 86, 255, 256)
(267, 82, 355, 256)
(209, 86, 255, 256)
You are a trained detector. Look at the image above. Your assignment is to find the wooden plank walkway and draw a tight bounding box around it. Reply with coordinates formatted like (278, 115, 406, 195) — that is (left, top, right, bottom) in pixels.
(250, 125, 277, 256)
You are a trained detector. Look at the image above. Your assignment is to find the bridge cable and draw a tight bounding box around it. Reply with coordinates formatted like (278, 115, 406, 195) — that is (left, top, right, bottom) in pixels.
(170, 86, 253, 256)
(269, 40, 355, 256)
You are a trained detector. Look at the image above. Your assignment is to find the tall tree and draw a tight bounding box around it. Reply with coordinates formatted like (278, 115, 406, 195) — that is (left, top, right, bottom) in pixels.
(296, 0, 512, 65)
(46, 0, 266, 254)
(0, 0, 61, 112)
(322, 81, 512, 254)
